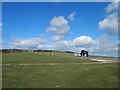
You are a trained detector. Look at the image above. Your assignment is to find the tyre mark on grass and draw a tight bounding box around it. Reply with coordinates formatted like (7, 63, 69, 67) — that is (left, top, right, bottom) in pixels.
(3, 61, 118, 66)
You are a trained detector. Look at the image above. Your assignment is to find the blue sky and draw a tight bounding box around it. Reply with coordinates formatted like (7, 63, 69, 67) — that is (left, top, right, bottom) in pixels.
(3, 2, 108, 43)
(2, 2, 118, 56)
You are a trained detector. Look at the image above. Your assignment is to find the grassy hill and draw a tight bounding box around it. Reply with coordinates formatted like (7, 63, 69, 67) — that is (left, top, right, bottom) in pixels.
(2, 52, 118, 88)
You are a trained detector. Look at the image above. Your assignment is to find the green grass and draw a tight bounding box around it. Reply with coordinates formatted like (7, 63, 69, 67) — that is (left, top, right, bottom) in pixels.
(2, 52, 90, 63)
(89, 55, 115, 58)
(2, 52, 118, 88)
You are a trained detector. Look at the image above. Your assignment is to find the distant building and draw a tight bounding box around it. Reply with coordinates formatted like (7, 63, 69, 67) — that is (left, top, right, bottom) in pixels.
(74, 50, 89, 57)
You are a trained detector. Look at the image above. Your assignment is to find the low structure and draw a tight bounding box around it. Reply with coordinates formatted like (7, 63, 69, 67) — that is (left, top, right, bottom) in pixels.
(74, 50, 89, 57)
(80, 50, 88, 57)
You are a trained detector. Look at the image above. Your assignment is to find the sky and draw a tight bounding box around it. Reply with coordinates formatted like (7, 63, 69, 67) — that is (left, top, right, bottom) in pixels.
(2, 2, 118, 57)
(1, 0, 116, 2)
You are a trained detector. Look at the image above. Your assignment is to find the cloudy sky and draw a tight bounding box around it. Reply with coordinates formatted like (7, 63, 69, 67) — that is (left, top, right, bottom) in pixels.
(2, 2, 118, 57)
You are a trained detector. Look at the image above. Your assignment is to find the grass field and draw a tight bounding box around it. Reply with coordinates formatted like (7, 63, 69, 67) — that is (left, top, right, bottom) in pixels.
(2, 52, 118, 88)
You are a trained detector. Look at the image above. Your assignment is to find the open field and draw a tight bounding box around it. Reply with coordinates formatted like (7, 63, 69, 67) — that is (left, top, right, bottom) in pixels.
(2, 52, 118, 88)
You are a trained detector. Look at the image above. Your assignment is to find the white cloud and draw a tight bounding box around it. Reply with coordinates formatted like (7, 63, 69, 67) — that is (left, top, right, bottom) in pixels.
(72, 35, 118, 57)
(47, 16, 70, 35)
(97, 2, 118, 57)
(95, 35, 110, 52)
(50, 35, 117, 56)
(106, 2, 118, 13)
(9, 34, 118, 57)
(52, 35, 64, 41)
(11, 37, 47, 49)
(53, 40, 73, 51)
(118, 40, 120, 46)
(99, 12, 118, 34)
(97, 2, 118, 56)
(92, 35, 118, 56)
(0, 22, 2, 36)
(3, 2, 118, 57)
(51, 36, 96, 52)
(39, 33, 45, 38)
(37, 40, 73, 51)
(0, 22, 2, 49)
(73, 36, 95, 47)
(68, 12, 77, 21)
(0, 22, 2, 27)
(37, 44, 52, 50)
(99, 2, 118, 35)
(46, 16, 70, 41)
